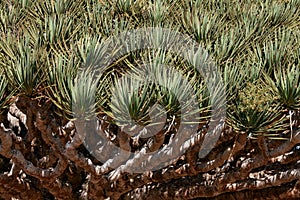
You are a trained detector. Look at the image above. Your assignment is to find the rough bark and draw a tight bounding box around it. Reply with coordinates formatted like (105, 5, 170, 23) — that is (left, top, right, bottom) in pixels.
(0, 99, 299, 199)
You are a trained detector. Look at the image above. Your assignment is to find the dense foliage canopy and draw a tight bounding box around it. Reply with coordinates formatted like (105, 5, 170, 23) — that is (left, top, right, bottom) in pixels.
(0, 0, 299, 199)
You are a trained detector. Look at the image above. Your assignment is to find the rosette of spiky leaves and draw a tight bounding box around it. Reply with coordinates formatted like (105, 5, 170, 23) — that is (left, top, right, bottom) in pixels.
(71, 69, 100, 120)
(150, 50, 208, 124)
(47, 55, 78, 119)
(107, 0, 137, 17)
(227, 80, 287, 137)
(0, 35, 44, 96)
(181, 7, 224, 47)
(253, 29, 297, 75)
(265, 65, 300, 110)
(185, 46, 226, 122)
(47, 55, 109, 120)
(109, 71, 157, 130)
(148, 0, 170, 26)
(76, 35, 103, 64)
(25, 0, 84, 47)
(0, 0, 28, 35)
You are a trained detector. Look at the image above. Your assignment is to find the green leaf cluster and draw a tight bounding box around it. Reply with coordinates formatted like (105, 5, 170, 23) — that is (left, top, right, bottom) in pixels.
(0, 0, 298, 140)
